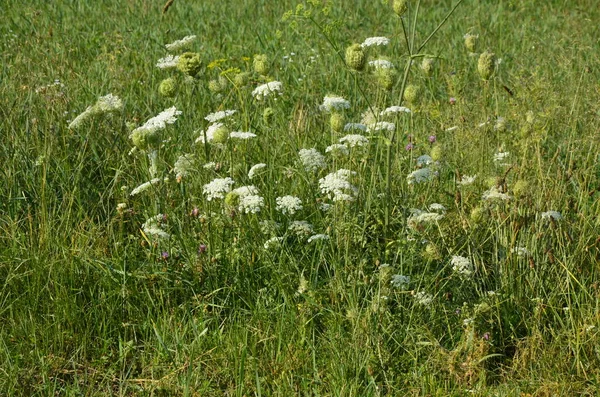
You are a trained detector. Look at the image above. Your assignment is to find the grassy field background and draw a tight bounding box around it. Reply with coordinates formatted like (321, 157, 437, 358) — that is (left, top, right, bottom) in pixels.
(1, 0, 600, 395)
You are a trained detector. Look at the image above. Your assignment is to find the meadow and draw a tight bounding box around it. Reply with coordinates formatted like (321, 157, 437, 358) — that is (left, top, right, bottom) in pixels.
(1, 0, 600, 395)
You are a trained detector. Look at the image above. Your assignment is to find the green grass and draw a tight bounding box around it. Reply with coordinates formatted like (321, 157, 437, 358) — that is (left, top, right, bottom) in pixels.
(2, 0, 600, 395)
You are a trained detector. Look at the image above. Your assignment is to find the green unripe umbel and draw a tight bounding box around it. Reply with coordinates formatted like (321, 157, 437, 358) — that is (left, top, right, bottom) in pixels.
(403, 84, 420, 103)
(330, 112, 345, 132)
(393, 0, 408, 16)
(512, 179, 530, 197)
(421, 58, 435, 76)
(430, 145, 443, 161)
(375, 68, 397, 91)
(470, 206, 485, 224)
(464, 33, 478, 53)
(263, 107, 275, 124)
(233, 72, 250, 87)
(224, 191, 240, 207)
(345, 44, 366, 71)
(478, 51, 496, 80)
(212, 125, 229, 144)
(176, 52, 202, 77)
(159, 78, 176, 98)
(253, 54, 269, 76)
(131, 129, 160, 150)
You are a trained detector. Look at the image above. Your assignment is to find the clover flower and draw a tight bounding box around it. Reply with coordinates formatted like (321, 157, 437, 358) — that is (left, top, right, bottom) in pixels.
(276, 196, 303, 215)
(203, 177, 235, 201)
(298, 148, 326, 173)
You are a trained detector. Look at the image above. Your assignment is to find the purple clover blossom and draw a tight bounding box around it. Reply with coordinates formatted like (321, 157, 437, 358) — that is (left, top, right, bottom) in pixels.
(161, 251, 169, 260)
(405, 142, 414, 151)
(428, 135, 437, 144)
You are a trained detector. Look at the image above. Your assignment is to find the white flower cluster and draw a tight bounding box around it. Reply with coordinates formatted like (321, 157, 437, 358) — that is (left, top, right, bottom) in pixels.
(325, 144, 349, 156)
(307, 234, 329, 243)
(195, 122, 224, 144)
(381, 106, 411, 115)
(156, 55, 180, 69)
(416, 155, 433, 167)
(288, 221, 313, 237)
(457, 175, 477, 186)
(68, 93, 123, 129)
(414, 291, 433, 306)
(252, 81, 283, 100)
(369, 59, 395, 69)
(276, 195, 303, 215)
(339, 134, 369, 148)
(451, 255, 473, 277)
(239, 195, 264, 214)
(298, 148, 326, 173)
(367, 121, 395, 133)
(344, 123, 367, 132)
(142, 214, 169, 240)
(361, 36, 390, 48)
(319, 95, 350, 112)
(482, 186, 511, 201)
(319, 169, 358, 202)
(173, 154, 194, 180)
(541, 211, 562, 221)
(248, 163, 267, 179)
(165, 35, 197, 52)
(229, 131, 257, 140)
(203, 177, 235, 201)
(493, 151, 510, 163)
(204, 109, 236, 123)
(131, 107, 182, 137)
(130, 178, 161, 196)
(264, 236, 283, 250)
(407, 167, 434, 185)
(407, 209, 444, 229)
(511, 247, 530, 256)
(391, 274, 410, 290)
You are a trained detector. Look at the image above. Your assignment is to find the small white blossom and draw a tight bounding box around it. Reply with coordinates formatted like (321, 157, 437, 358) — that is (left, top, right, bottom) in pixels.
(203, 177, 235, 201)
(541, 211, 562, 221)
(408, 209, 444, 229)
(339, 134, 369, 148)
(94, 94, 123, 113)
(298, 148, 326, 173)
(276, 196, 303, 215)
(511, 247, 530, 256)
(131, 107, 182, 137)
(229, 131, 257, 140)
(369, 59, 395, 69)
(130, 178, 161, 196)
(493, 151, 510, 162)
(445, 126, 459, 132)
(204, 109, 236, 123)
(361, 36, 390, 48)
(344, 123, 367, 132)
(367, 121, 395, 133)
(252, 81, 283, 100)
(307, 234, 330, 243)
(239, 195, 264, 214)
(391, 275, 410, 289)
(319, 169, 358, 201)
(248, 163, 267, 179)
(142, 214, 169, 240)
(482, 186, 511, 201)
(451, 255, 473, 277)
(381, 106, 411, 115)
(288, 221, 313, 237)
(156, 55, 180, 69)
(416, 155, 433, 167)
(326, 144, 349, 156)
(264, 236, 283, 250)
(319, 95, 350, 112)
(195, 123, 224, 144)
(428, 203, 446, 212)
(173, 154, 194, 180)
(165, 35, 197, 52)
(457, 175, 477, 186)
(414, 291, 433, 306)
(203, 162, 217, 170)
(319, 203, 332, 212)
(232, 185, 259, 197)
(407, 167, 434, 184)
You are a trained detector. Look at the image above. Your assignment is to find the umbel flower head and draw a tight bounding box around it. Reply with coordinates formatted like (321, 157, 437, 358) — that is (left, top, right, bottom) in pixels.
(393, 0, 408, 16)
(176, 52, 202, 77)
(130, 107, 182, 149)
(403, 84, 420, 103)
(159, 78, 177, 98)
(68, 93, 123, 129)
(478, 51, 496, 80)
(345, 44, 366, 71)
(165, 35, 197, 52)
(253, 54, 269, 76)
(464, 33, 478, 53)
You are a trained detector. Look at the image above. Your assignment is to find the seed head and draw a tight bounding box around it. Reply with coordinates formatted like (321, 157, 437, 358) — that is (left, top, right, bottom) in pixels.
(345, 44, 366, 71)
(393, 0, 408, 16)
(330, 113, 345, 132)
(403, 84, 420, 104)
(253, 54, 269, 76)
(478, 51, 496, 80)
(159, 78, 176, 98)
(176, 52, 202, 77)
